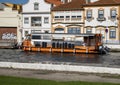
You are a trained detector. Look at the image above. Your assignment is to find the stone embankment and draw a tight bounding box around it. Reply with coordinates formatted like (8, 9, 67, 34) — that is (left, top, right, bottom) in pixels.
(105, 44, 120, 52)
(0, 62, 120, 75)
(0, 40, 16, 48)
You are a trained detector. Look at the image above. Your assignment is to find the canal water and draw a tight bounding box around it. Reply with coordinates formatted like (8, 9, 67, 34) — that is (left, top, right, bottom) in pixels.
(0, 49, 120, 68)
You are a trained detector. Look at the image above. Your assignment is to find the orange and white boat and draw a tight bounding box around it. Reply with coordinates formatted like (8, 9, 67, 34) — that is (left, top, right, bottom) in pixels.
(22, 33, 109, 54)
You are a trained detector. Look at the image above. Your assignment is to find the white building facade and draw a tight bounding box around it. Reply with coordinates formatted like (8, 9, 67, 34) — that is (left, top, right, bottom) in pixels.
(84, 1, 120, 44)
(22, 0, 52, 39)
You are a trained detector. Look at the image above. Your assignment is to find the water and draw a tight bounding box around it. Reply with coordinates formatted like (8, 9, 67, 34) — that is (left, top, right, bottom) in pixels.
(0, 49, 120, 68)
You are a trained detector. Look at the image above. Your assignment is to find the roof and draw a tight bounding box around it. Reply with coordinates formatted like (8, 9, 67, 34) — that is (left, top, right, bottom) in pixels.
(45, 0, 62, 6)
(52, 0, 86, 11)
(0, 0, 29, 5)
(83, 0, 120, 6)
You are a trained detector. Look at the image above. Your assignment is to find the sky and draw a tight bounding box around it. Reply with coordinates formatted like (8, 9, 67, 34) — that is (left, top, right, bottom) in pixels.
(0, 0, 29, 4)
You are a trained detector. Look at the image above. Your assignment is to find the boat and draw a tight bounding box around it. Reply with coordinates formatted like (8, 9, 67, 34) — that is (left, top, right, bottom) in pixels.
(22, 32, 108, 54)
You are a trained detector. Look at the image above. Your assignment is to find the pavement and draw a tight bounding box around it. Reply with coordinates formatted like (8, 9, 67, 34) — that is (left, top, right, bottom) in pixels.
(0, 68, 120, 84)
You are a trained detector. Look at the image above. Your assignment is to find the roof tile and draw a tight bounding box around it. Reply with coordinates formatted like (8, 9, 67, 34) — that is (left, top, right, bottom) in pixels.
(45, 0, 62, 6)
(83, 0, 120, 6)
(52, 0, 86, 11)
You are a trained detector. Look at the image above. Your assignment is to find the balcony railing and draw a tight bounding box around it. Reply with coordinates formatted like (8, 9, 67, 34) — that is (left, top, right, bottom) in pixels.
(97, 17, 106, 21)
(85, 17, 94, 21)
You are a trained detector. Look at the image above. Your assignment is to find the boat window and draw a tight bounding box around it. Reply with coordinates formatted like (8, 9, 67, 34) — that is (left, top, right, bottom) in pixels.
(32, 35, 41, 39)
(43, 35, 51, 40)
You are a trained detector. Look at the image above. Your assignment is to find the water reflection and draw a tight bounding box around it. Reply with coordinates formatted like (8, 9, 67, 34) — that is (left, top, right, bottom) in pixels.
(0, 49, 119, 68)
(21, 51, 102, 64)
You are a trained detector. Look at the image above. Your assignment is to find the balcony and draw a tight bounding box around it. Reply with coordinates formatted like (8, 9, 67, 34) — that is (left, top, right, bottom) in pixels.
(85, 17, 94, 22)
(97, 17, 106, 21)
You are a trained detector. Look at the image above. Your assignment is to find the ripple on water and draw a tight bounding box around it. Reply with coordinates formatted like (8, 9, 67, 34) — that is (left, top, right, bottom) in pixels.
(0, 49, 119, 68)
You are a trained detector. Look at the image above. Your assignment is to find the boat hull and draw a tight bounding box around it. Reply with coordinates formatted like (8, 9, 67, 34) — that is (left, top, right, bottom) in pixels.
(22, 46, 100, 54)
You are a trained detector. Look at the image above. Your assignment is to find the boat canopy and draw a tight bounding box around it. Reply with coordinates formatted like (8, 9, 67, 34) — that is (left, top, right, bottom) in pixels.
(0, 0, 29, 5)
(31, 33, 95, 37)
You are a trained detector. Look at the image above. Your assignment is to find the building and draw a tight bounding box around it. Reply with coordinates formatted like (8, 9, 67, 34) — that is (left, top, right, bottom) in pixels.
(51, 0, 86, 34)
(83, 0, 120, 44)
(22, 0, 62, 39)
(51, 0, 98, 34)
(0, 3, 21, 43)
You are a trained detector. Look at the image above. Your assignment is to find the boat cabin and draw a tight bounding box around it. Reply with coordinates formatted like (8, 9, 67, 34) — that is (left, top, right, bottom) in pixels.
(22, 33, 104, 54)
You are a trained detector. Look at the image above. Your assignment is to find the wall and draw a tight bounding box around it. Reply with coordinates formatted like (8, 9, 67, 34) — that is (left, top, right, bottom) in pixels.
(23, 0, 51, 12)
(22, 0, 52, 38)
(0, 62, 120, 74)
(0, 7, 18, 27)
(84, 6, 119, 44)
(0, 7, 22, 43)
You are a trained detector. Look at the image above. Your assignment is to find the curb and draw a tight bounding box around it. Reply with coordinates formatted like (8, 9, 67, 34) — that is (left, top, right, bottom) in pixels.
(0, 62, 120, 74)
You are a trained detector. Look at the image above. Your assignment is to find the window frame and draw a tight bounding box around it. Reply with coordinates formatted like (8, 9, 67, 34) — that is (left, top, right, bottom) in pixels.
(109, 29, 116, 38)
(31, 17, 42, 27)
(68, 27, 80, 34)
(44, 17, 49, 24)
(34, 2, 39, 10)
(86, 28, 92, 33)
(24, 17, 29, 24)
(110, 9, 116, 19)
(86, 10, 92, 19)
(98, 9, 104, 19)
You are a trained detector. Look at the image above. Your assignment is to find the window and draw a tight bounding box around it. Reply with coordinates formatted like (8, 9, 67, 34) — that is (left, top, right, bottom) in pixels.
(111, 9, 116, 19)
(32, 35, 41, 39)
(86, 10, 92, 19)
(54, 16, 64, 18)
(55, 28, 64, 33)
(31, 17, 41, 26)
(24, 17, 29, 24)
(98, 10, 104, 18)
(65, 16, 70, 20)
(44, 17, 49, 24)
(66, 16, 70, 19)
(110, 29, 116, 38)
(71, 16, 81, 20)
(77, 16, 81, 18)
(55, 16, 59, 18)
(68, 28, 80, 34)
(34, 3, 39, 10)
(97, 9, 106, 21)
(60, 16, 64, 18)
(25, 31, 28, 36)
(72, 16, 76, 18)
(86, 28, 92, 33)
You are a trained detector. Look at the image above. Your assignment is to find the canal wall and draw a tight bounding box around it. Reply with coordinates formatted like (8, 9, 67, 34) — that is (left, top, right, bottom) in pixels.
(0, 40, 15, 48)
(0, 62, 120, 74)
(105, 44, 120, 52)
